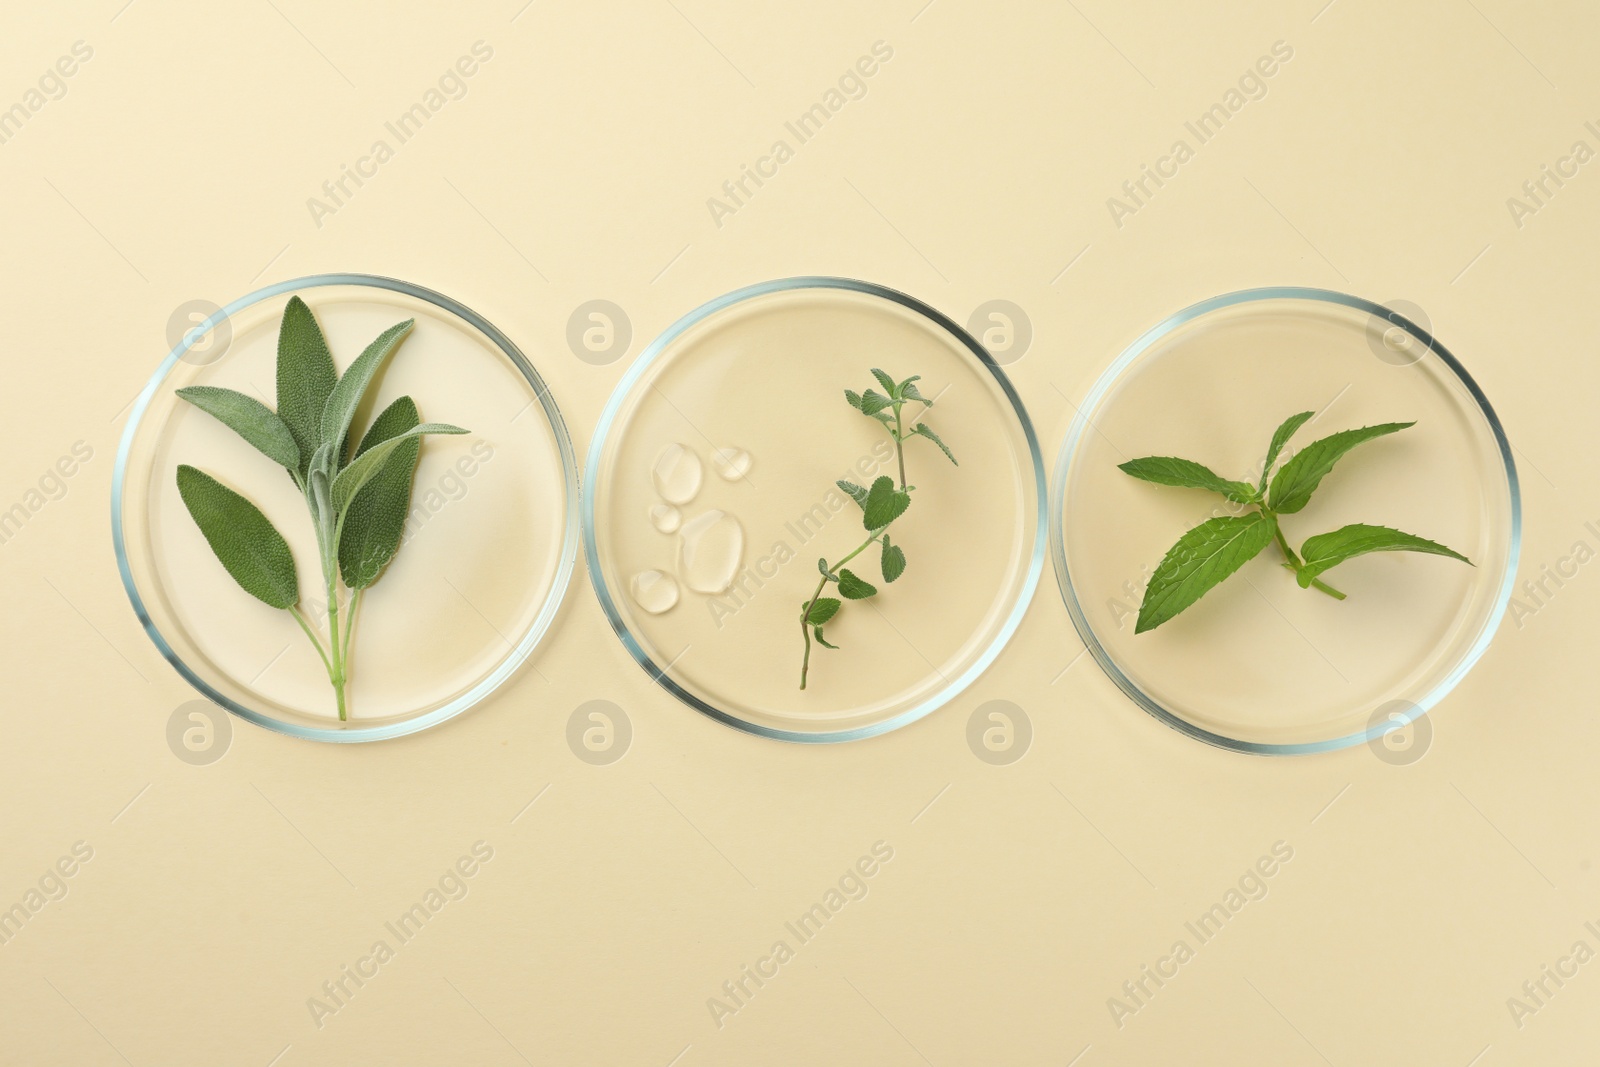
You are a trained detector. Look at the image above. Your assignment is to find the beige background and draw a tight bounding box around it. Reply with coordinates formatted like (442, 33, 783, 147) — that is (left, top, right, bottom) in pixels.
(0, 1, 1595, 1064)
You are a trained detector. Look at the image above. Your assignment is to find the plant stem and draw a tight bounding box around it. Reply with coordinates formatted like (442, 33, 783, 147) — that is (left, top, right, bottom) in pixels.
(326, 576, 347, 721)
(893, 404, 907, 489)
(289, 606, 334, 676)
(1269, 516, 1345, 600)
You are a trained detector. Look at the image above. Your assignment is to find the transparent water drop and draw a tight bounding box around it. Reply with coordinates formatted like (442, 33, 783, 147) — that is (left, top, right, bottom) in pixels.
(711, 446, 752, 482)
(649, 503, 681, 534)
(678, 510, 744, 594)
(629, 570, 680, 614)
(652, 443, 702, 504)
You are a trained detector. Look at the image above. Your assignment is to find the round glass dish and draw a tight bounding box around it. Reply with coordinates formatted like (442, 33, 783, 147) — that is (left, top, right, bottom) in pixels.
(113, 274, 578, 742)
(1052, 287, 1519, 755)
(584, 278, 1046, 743)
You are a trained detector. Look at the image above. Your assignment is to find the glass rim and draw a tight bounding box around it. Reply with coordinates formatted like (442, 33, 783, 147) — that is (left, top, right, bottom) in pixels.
(111, 272, 580, 743)
(582, 276, 1048, 743)
(1049, 285, 1522, 756)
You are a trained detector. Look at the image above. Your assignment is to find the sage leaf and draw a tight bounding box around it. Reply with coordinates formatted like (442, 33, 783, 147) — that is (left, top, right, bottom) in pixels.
(837, 568, 877, 599)
(1268, 421, 1414, 514)
(1259, 410, 1314, 490)
(175, 464, 299, 609)
(837, 480, 870, 508)
(1297, 523, 1472, 586)
(175, 386, 300, 472)
(880, 537, 906, 583)
(275, 296, 338, 477)
(1119, 456, 1253, 503)
(330, 422, 466, 514)
(910, 423, 957, 465)
(1137, 512, 1276, 633)
(806, 597, 841, 625)
(813, 625, 838, 649)
(338, 396, 422, 590)
(319, 319, 416, 458)
(862, 476, 911, 530)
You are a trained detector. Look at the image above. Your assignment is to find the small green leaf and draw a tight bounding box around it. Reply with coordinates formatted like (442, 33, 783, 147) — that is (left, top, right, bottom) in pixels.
(900, 380, 930, 405)
(837, 568, 877, 599)
(1136, 512, 1276, 633)
(338, 396, 423, 590)
(319, 319, 416, 459)
(330, 422, 467, 514)
(870, 368, 898, 397)
(858, 389, 892, 417)
(175, 465, 299, 609)
(175, 386, 300, 472)
(881, 538, 906, 583)
(1259, 410, 1315, 490)
(818, 557, 838, 581)
(275, 296, 338, 477)
(805, 598, 841, 625)
(813, 625, 838, 649)
(1268, 421, 1414, 514)
(837, 480, 870, 508)
(844, 389, 865, 411)
(1297, 523, 1472, 586)
(910, 423, 957, 465)
(1119, 456, 1254, 502)
(862, 476, 911, 530)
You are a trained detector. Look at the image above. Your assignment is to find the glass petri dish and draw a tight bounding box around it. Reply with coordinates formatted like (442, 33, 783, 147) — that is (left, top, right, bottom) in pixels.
(1051, 288, 1519, 755)
(584, 278, 1046, 743)
(113, 274, 578, 742)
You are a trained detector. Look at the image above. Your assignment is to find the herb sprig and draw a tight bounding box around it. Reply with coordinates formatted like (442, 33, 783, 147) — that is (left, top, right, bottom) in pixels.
(175, 296, 467, 719)
(1119, 411, 1471, 633)
(798, 370, 955, 689)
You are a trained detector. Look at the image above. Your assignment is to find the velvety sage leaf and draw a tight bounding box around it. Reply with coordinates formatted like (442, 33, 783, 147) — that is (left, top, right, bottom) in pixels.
(1260, 410, 1315, 490)
(1297, 523, 1472, 586)
(881, 537, 906, 583)
(175, 464, 298, 609)
(275, 295, 338, 476)
(857, 389, 892, 417)
(338, 396, 422, 590)
(837, 568, 877, 600)
(805, 597, 841, 625)
(910, 423, 957, 465)
(175, 386, 299, 472)
(330, 422, 466, 514)
(862, 476, 911, 530)
(1136, 512, 1276, 633)
(870, 368, 898, 397)
(1268, 421, 1414, 514)
(1119, 455, 1252, 502)
(813, 625, 838, 649)
(319, 318, 416, 458)
(837, 480, 870, 509)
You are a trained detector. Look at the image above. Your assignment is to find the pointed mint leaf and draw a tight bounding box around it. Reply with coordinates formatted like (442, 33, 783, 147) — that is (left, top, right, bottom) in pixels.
(1297, 523, 1472, 586)
(176, 386, 299, 472)
(857, 389, 892, 417)
(1136, 512, 1276, 633)
(275, 295, 337, 477)
(910, 423, 957, 465)
(1268, 421, 1414, 514)
(175, 465, 298, 609)
(1119, 456, 1252, 503)
(862, 476, 911, 530)
(900, 380, 930, 405)
(844, 389, 865, 412)
(338, 396, 423, 589)
(805, 597, 841, 626)
(837, 480, 870, 509)
(319, 318, 416, 460)
(881, 537, 906, 583)
(870, 368, 898, 397)
(330, 422, 466, 514)
(1259, 410, 1315, 491)
(837, 568, 877, 600)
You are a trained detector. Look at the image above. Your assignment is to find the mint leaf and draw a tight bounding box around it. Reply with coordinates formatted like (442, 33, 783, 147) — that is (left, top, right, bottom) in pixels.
(900, 380, 930, 405)
(330, 422, 467, 514)
(881, 537, 906, 583)
(175, 465, 299, 609)
(909, 423, 956, 465)
(813, 625, 838, 649)
(1119, 456, 1253, 502)
(844, 389, 865, 411)
(175, 386, 300, 472)
(1136, 512, 1276, 633)
(837, 568, 877, 599)
(1297, 523, 1472, 586)
(837, 480, 870, 508)
(338, 396, 422, 590)
(858, 389, 892, 417)
(862, 476, 911, 530)
(275, 295, 337, 477)
(805, 597, 841, 625)
(1268, 421, 1414, 514)
(870, 368, 898, 397)
(817, 557, 837, 581)
(1259, 410, 1315, 490)
(319, 318, 416, 459)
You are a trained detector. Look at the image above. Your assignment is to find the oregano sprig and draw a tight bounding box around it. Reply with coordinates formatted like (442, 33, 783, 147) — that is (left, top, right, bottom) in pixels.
(1119, 411, 1471, 633)
(174, 296, 468, 720)
(798, 370, 956, 689)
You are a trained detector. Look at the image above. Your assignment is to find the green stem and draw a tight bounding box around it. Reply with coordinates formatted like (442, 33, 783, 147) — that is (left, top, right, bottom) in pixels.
(893, 403, 907, 489)
(1269, 516, 1345, 600)
(289, 606, 334, 676)
(326, 577, 346, 721)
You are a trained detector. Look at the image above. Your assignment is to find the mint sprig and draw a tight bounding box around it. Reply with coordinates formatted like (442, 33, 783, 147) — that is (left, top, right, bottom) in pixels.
(797, 369, 956, 689)
(174, 295, 468, 720)
(1120, 411, 1471, 633)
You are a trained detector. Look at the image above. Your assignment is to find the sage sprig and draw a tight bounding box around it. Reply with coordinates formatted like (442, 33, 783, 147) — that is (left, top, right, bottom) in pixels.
(798, 370, 956, 689)
(175, 296, 467, 720)
(1120, 412, 1471, 633)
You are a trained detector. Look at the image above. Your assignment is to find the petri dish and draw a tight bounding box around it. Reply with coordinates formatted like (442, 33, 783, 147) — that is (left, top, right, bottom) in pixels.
(113, 274, 578, 742)
(584, 278, 1046, 743)
(1051, 288, 1520, 755)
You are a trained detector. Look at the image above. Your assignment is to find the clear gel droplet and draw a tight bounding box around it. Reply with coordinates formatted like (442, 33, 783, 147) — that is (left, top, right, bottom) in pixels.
(630, 570, 680, 614)
(678, 510, 744, 594)
(652, 443, 702, 504)
(711, 446, 752, 481)
(649, 503, 681, 533)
